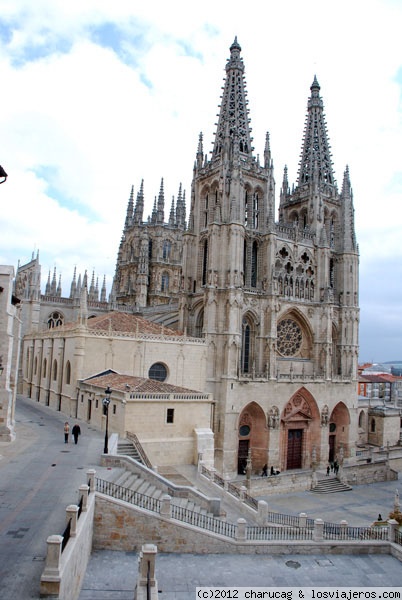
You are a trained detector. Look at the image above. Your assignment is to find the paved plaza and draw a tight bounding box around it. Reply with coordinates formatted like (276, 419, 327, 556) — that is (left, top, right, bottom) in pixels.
(0, 396, 401, 600)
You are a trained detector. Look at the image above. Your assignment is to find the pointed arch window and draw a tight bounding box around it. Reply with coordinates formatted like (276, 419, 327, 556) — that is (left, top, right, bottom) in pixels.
(163, 240, 171, 261)
(204, 194, 209, 228)
(251, 241, 258, 288)
(253, 193, 259, 229)
(43, 358, 47, 378)
(148, 240, 153, 259)
(161, 272, 169, 292)
(65, 361, 71, 385)
(47, 311, 64, 329)
(244, 191, 248, 227)
(202, 240, 208, 286)
(195, 309, 204, 338)
(241, 316, 255, 374)
(52, 359, 58, 381)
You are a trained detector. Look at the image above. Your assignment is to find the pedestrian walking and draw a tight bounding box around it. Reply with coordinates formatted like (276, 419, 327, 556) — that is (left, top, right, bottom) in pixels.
(72, 423, 81, 445)
(64, 421, 70, 443)
(326, 465, 330, 476)
(261, 464, 268, 477)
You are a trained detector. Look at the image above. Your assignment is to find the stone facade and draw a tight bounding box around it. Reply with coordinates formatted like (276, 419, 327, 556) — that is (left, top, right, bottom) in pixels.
(0, 266, 21, 441)
(20, 39, 361, 477)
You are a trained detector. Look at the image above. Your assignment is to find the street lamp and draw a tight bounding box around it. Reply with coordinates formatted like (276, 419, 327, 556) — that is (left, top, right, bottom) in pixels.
(0, 165, 8, 184)
(102, 386, 112, 454)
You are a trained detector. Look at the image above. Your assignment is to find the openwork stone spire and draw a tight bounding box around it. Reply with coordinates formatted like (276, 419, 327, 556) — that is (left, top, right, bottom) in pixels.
(297, 76, 335, 188)
(212, 37, 253, 158)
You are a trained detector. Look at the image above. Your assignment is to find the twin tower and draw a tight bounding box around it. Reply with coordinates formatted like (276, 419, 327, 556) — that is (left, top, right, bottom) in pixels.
(113, 38, 359, 474)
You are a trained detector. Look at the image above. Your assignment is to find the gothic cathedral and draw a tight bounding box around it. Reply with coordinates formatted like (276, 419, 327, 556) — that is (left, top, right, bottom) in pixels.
(18, 39, 359, 477)
(178, 38, 359, 475)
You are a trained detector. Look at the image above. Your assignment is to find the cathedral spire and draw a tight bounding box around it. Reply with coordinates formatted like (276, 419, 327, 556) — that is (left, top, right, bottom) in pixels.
(45, 270, 51, 295)
(70, 266, 77, 299)
(169, 195, 175, 225)
(100, 275, 107, 302)
(125, 186, 134, 229)
(57, 274, 62, 297)
(176, 183, 186, 229)
(133, 180, 144, 224)
(341, 165, 357, 252)
(297, 76, 335, 189)
(212, 37, 253, 159)
(196, 132, 204, 170)
(157, 178, 165, 223)
(51, 267, 57, 296)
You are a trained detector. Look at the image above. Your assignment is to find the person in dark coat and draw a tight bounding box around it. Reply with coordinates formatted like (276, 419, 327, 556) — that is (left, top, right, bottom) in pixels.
(72, 423, 81, 445)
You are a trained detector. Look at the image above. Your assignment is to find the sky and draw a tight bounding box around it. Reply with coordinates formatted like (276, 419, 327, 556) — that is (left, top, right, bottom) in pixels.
(0, 0, 401, 363)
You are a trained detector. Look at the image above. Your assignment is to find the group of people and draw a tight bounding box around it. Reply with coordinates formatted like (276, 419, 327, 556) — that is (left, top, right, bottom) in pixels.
(326, 460, 339, 476)
(63, 422, 81, 444)
(261, 464, 280, 477)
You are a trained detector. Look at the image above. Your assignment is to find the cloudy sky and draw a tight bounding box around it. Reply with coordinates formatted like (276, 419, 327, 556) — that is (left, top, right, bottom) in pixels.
(0, 0, 401, 363)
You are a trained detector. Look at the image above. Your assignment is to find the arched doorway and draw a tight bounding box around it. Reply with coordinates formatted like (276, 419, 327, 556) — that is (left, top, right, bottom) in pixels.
(237, 402, 268, 474)
(328, 402, 350, 463)
(281, 388, 320, 471)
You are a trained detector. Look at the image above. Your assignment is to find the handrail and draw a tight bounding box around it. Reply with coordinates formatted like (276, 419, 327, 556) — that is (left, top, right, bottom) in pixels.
(125, 431, 153, 468)
(95, 477, 394, 544)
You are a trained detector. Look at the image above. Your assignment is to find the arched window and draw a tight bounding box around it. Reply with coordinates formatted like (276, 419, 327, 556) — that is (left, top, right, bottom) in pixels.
(47, 311, 64, 329)
(370, 418, 376, 433)
(43, 358, 47, 378)
(244, 191, 249, 226)
(148, 240, 153, 259)
(65, 361, 71, 385)
(162, 240, 171, 260)
(251, 241, 258, 288)
(358, 411, 365, 429)
(34, 356, 38, 375)
(204, 194, 209, 228)
(253, 193, 259, 229)
(202, 240, 208, 286)
(161, 272, 169, 292)
(149, 362, 168, 382)
(195, 309, 204, 338)
(52, 359, 58, 381)
(241, 316, 255, 374)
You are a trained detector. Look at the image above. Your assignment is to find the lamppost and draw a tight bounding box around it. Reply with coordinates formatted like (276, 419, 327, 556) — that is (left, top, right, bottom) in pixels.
(0, 165, 8, 184)
(102, 386, 112, 454)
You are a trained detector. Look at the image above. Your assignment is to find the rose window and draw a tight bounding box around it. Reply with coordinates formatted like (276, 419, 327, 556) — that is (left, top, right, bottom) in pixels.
(277, 319, 302, 357)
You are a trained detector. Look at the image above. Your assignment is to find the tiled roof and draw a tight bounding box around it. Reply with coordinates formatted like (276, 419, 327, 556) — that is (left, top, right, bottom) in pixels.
(359, 374, 399, 383)
(87, 311, 182, 336)
(83, 372, 206, 396)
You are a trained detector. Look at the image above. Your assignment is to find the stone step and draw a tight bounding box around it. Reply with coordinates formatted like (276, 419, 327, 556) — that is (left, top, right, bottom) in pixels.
(105, 467, 216, 519)
(311, 477, 352, 493)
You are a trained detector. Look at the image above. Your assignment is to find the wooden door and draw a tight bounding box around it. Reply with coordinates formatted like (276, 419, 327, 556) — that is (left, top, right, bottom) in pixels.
(238, 439, 249, 474)
(287, 429, 303, 469)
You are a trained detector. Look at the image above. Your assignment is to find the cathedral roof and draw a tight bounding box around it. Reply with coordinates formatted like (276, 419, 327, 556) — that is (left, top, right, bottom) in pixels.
(86, 311, 182, 336)
(83, 372, 205, 396)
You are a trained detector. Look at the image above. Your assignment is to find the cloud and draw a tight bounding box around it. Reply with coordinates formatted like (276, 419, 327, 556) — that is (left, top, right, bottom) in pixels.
(0, 0, 401, 362)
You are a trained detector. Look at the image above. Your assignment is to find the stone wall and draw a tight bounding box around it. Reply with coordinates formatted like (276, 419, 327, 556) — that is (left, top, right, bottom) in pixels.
(93, 494, 397, 559)
(40, 485, 94, 600)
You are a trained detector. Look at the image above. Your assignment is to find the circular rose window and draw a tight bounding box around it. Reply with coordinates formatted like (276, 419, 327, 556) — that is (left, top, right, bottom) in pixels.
(277, 318, 302, 357)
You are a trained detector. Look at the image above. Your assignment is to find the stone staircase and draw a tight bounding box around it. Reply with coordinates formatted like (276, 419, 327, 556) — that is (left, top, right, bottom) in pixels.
(106, 467, 216, 517)
(117, 440, 143, 463)
(311, 477, 352, 494)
